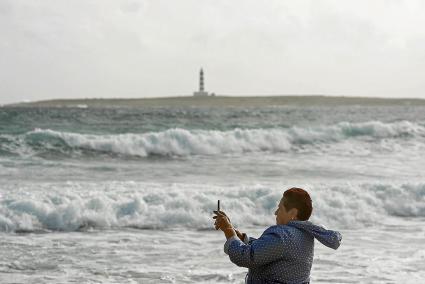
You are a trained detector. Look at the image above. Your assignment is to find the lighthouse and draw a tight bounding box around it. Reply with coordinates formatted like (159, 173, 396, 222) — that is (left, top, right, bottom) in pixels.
(193, 68, 210, 97)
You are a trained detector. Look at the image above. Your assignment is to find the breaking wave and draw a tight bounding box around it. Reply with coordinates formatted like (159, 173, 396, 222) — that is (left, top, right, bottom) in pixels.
(0, 181, 424, 233)
(0, 120, 424, 158)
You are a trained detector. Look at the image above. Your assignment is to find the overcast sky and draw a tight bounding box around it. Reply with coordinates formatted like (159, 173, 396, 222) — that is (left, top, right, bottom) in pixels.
(1, 0, 425, 104)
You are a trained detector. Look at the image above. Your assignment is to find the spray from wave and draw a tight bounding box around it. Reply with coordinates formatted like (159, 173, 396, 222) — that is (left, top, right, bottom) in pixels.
(0, 120, 424, 159)
(0, 182, 424, 233)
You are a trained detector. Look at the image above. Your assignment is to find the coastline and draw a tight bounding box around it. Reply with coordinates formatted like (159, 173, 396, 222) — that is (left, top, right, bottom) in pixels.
(5, 95, 425, 108)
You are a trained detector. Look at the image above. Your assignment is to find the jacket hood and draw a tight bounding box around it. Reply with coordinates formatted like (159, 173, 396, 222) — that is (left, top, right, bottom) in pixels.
(287, 220, 342, 250)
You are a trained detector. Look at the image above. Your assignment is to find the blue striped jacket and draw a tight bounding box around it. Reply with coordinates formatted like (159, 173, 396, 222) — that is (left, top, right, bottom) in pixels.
(224, 221, 342, 284)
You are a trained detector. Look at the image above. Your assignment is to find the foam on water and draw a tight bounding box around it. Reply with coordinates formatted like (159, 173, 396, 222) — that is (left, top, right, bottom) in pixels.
(0, 181, 424, 233)
(1, 120, 424, 158)
(1, 106, 424, 283)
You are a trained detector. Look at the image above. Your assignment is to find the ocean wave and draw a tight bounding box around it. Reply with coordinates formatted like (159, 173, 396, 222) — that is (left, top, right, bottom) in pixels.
(0, 120, 424, 158)
(0, 181, 424, 233)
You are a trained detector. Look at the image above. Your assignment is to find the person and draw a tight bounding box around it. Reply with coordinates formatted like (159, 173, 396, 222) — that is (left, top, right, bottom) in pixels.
(213, 187, 342, 284)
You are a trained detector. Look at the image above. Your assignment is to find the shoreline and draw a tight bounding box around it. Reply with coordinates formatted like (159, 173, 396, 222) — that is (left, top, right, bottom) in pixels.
(5, 95, 425, 108)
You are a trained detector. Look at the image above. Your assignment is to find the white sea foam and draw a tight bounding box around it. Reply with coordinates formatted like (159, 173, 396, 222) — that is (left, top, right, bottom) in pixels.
(0, 181, 424, 233)
(1, 120, 423, 158)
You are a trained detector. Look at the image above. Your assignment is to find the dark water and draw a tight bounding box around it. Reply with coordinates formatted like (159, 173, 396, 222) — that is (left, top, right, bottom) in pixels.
(2, 105, 425, 134)
(0, 104, 424, 233)
(1, 105, 425, 159)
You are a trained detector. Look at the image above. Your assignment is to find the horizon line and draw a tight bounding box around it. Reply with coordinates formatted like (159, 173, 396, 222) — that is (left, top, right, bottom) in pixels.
(4, 93, 425, 106)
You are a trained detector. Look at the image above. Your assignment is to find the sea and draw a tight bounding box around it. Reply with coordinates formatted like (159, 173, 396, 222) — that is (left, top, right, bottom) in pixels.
(0, 102, 424, 283)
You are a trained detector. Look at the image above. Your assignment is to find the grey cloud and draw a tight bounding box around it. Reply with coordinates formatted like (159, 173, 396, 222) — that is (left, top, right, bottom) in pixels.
(120, 1, 143, 13)
(1, 0, 425, 104)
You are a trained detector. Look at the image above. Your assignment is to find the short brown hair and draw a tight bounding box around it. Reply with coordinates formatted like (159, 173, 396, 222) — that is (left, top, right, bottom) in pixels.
(283, 187, 312, 221)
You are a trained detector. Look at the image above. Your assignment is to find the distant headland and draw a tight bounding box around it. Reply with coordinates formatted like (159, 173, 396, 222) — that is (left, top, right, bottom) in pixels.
(4, 68, 425, 108)
(5, 95, 425, 108)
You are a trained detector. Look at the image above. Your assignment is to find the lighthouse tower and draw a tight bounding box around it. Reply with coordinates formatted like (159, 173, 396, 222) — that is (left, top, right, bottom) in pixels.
(193, 68, 209, 97)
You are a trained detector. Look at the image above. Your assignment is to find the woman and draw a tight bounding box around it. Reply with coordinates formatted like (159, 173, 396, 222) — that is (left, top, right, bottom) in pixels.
(213, 187, 342, 284)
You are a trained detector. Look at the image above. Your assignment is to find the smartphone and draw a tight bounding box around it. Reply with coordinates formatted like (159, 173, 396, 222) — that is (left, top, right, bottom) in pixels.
(217, 200, 220, 211)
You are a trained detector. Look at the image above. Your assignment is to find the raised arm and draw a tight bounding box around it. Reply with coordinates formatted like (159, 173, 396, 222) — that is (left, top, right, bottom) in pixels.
(225, 229, 288, 269)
